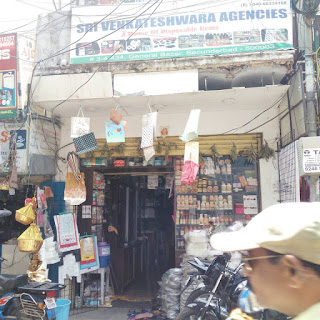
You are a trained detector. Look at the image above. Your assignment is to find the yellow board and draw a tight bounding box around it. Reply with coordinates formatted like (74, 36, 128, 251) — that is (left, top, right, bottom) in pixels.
(79, 133, 262, 158)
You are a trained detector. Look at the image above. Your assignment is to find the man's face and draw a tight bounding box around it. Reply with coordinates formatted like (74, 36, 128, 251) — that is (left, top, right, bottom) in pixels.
(242, 248, 289, 312)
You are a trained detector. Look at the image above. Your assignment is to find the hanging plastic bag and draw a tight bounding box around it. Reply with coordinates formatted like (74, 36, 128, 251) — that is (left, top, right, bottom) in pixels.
(143, 146, 155, 161)
(141, 111, 157, 148)
(9, 141, 18, 189)
(9, 164, 18, 189)
(184, 141, 199, 164)
(64, 152, 86, 205)
(18, 223, 43, 253)
(71, 107, 90, 138)
(110, 107, 123, 125)
(15, 203, 35, 225)
(181, 161, 199, 185)
(180, 109, 201, 143)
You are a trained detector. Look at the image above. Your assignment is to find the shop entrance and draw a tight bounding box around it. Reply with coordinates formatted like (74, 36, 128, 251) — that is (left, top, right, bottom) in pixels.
(106, 174, 174, 297)
(94, 171, 175, 298)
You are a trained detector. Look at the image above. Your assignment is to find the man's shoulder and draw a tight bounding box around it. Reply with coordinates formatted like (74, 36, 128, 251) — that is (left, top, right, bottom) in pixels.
(294, 303, 320, 320)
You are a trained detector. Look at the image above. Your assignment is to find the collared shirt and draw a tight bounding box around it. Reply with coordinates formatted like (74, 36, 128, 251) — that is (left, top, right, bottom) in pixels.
(294, 303, 320, 320)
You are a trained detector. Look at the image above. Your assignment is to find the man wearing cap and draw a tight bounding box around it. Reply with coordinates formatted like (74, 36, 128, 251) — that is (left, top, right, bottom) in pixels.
(210, 202, 320, 320)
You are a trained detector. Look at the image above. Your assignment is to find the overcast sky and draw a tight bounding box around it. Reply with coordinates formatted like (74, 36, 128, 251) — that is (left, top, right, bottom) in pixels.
(0, 0, 71, 37)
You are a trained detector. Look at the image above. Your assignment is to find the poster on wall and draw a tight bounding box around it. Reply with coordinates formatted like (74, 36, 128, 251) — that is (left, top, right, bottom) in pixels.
(79, 236, 100, 274)
(70, 0, 293, 64)
(0, 34, 17, 118)
(0, 122, 28, 174)
(243, 195, 258, 215)
(17, 35, 35, 111)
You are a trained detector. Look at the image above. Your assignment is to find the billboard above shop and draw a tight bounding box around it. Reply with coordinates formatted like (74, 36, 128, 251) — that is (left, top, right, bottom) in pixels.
(70, 0, 293, 64)
(0, 34, 18, 119)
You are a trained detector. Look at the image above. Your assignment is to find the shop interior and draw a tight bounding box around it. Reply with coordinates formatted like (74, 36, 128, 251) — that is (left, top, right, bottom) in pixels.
(80, 162, 175, 299)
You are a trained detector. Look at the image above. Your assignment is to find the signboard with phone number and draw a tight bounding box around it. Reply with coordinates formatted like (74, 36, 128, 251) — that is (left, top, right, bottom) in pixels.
(70, 0, 293, 64)
(0, 34, 17, 119)
(303, 148, 320, 173)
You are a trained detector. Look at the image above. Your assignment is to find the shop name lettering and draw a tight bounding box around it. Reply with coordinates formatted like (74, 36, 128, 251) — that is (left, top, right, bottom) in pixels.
(76, 9, 288, 33)
(0, 49, 10, 60)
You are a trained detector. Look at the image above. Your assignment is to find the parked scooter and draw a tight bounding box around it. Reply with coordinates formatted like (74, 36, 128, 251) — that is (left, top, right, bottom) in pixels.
(0, 266, 66, 320)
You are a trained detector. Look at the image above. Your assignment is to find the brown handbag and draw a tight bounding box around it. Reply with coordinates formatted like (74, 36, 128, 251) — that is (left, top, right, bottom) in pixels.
(110, 108, 122, 125)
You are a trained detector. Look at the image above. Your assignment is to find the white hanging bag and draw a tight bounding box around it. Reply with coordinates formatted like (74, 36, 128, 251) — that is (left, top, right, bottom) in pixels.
(70, 107, 90, 138)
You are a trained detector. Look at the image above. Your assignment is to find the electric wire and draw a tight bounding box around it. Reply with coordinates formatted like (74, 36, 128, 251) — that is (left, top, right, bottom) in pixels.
(0, 0, 77, 35)
(222, 92, 288, 134)
(51, 0, 164, 114)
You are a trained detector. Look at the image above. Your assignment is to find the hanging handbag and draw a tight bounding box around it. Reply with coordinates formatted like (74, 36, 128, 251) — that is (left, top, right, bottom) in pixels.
(110, 107, 123, 125)
(71, 107, 90, 138)
(64, 152, 86, 205)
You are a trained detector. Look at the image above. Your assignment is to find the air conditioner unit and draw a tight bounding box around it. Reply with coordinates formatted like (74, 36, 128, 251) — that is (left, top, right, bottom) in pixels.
(296, 137, 320, 176)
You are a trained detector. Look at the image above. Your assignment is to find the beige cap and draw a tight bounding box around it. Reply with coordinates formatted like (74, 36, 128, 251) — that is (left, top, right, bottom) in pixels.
(210, 202, 320, 265)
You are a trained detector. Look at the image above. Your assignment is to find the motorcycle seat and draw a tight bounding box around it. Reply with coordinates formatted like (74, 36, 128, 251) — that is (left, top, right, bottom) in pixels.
(0, 274, 28, 295)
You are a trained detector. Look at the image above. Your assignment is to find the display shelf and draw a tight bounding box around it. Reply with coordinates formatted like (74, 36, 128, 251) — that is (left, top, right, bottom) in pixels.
(176, 192, 232, 195)
(174, 155, 260, 254)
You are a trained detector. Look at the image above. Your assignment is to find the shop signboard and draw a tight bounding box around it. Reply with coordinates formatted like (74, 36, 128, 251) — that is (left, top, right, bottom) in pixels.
(0, 34, 18, 118)
(302, 148, 320, 173)
(17, 35, 35, 111)
(70, 0, 293, 64)
(0, 122, 28, 174)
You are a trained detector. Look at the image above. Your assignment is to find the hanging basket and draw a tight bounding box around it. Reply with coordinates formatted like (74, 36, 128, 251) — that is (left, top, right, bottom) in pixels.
(18, 239, 43, 253)
(73, 132, 98, 155)
(18, 223, 43, 253)
(15, 203, 35, 225)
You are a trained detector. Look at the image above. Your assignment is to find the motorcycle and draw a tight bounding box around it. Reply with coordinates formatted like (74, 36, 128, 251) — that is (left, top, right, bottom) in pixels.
(0, 269, 66, 320)
(176, 253, 289, 320)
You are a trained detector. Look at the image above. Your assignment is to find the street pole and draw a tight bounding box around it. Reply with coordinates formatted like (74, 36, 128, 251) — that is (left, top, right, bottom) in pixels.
(301, 0, 319, 201)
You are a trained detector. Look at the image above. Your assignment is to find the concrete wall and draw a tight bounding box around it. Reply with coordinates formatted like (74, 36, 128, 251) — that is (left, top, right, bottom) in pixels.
(56, 103, 281, 210)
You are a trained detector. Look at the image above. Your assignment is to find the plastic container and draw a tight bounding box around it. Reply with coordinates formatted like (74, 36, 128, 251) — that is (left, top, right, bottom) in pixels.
(54, 299, 71, 320)
(98, 242, 110, 267)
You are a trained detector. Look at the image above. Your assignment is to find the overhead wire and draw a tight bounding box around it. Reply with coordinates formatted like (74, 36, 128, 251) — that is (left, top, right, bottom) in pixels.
(0, 0, 77, 35)
(51, 0, 164, 114)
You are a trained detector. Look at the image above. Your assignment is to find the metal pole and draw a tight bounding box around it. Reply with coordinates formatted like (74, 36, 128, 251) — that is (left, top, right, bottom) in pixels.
(301, 1, 319, 201)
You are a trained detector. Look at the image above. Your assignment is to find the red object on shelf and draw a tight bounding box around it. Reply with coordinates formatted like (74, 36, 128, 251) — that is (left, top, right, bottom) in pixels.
(113, 160, 125, 167)
(235, 203, 244, 214)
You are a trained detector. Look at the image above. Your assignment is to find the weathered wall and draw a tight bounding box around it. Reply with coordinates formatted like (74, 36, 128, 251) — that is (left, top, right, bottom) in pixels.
(56, 104, 281, 210)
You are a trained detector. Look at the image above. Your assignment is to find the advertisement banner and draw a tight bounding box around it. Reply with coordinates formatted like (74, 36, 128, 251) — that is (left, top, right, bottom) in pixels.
(0, 122, 28, 174)
(70, 0, 293, 64)
(17, 35, 35, 111)
(0, 34, 17, 118)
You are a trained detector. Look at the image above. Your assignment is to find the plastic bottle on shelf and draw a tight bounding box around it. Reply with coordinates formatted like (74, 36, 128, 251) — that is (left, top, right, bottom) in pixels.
(176, 211, 180, 225)
(92, 193, 97, 205)
(199, 214, 204, 225)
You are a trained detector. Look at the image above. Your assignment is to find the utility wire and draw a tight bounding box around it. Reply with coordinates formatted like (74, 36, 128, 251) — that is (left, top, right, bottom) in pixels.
(51, 0, 164, 114)
(0, 0, 76, 34)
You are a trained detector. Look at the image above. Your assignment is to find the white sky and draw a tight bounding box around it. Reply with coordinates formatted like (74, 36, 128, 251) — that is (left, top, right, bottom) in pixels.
(0, 0, 71, 37)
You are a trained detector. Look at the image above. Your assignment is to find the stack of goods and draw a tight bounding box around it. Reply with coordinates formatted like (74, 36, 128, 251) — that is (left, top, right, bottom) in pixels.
(39, 237, 60, 265)
(184, 229, 209, 259)
(179, 255, 201, 310)
(161, 268, 183, 319)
